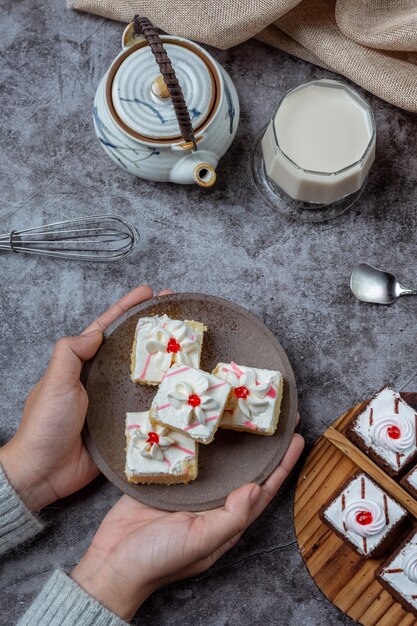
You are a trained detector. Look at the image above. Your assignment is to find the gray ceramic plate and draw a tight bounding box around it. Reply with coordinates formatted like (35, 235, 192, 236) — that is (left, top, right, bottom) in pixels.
(82, 293, 297, 511)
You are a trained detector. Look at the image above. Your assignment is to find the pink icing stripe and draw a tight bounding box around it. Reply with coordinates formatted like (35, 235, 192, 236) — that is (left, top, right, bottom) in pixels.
(163, 457, 171, 467)
(207, 382, 228, 392)
(266, 386, 277, 399)
(139, 352, 152, 380)
(244, 421, 257, 430)
(126, 424, 141, 430)
(230, 362, 244, 378)
(206, 415, 219, 423)
(157, 403, 171, 411)
(172, 443, 195, 456)
(164, 366, 190, 378)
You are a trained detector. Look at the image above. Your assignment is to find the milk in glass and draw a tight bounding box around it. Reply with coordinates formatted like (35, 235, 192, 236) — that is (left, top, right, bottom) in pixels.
(261, 80, 375, 205)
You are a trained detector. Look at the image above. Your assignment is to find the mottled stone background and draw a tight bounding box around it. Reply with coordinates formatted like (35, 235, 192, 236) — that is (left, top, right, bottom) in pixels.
(1, 0, 416, 624)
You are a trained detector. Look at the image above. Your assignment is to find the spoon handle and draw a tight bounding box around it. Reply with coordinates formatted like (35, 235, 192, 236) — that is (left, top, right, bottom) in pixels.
(398, 284, 417, 297)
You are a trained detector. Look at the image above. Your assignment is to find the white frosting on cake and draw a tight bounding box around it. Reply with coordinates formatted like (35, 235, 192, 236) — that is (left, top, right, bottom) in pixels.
(212, 362, 282, 433)
(151, 365, 231, 444)
(343, 500, 386, 537)
(370, 416, 415, 453)
(125, 411, 197, 479)
(380, 530, 417, 610)
(405, 467, 417, 490)
(352, 387, 417, 472)
(323, 473, 407, 556)
(403, 550, 417, 583)
(132, 314, 205, 384)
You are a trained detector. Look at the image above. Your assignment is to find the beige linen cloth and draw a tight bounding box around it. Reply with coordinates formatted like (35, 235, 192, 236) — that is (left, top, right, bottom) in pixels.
(68, 0, 417, 112)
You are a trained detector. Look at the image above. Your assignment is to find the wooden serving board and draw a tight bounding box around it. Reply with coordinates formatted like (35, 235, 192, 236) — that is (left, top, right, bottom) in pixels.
(294, 392, 417, 626)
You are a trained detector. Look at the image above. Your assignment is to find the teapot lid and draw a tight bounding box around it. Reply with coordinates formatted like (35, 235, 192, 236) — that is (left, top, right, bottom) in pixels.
(108, 39, 217, 142)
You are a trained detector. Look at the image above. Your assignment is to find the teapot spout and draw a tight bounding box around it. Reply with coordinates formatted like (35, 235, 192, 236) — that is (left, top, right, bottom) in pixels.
(193, 162, 217, 188)
(170, 151, 218, 187)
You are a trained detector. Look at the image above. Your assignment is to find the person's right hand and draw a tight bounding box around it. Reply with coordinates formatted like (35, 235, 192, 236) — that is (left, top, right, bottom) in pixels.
(0, 285, 162, 512)
(71, 432, 304, 621)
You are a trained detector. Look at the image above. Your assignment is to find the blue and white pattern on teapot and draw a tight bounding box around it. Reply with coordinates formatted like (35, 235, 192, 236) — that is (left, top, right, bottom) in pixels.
(93, 30, 239, 187)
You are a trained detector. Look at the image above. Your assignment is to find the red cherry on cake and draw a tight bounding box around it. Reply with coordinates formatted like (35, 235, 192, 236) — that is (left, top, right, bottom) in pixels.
(187, 394, 201, 407)
(147, 431, 160, 445)
(166, 337, 181, 353)
(234, 385, 250, 399)
(356, 510, 373, 525)
(387, 425, 401, 439)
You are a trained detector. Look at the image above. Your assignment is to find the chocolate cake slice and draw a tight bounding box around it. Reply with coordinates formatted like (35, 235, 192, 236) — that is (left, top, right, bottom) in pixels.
(344, 386, 417, 478)
(377, 529, 417, 616)
(400, 465, 417, 499)
(319, 471, 408, 559)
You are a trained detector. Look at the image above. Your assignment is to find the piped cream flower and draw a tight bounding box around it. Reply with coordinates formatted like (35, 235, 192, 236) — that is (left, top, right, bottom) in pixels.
(167, 376, 219, 425)
(134, 426, 175, 461)
(145, 320, 198, 370)
(224, 364, 270, 419)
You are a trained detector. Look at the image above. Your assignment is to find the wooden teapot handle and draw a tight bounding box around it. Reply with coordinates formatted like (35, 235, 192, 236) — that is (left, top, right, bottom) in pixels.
(133, 16, 197, 150)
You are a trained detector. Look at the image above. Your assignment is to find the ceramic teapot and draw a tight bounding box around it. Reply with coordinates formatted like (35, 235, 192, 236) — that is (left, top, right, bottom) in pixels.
(93, 17, 240, 187)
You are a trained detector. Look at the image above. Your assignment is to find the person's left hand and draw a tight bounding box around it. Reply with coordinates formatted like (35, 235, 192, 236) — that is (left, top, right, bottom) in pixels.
(71, 432, 304, 621)
(0, 285, 168, 512)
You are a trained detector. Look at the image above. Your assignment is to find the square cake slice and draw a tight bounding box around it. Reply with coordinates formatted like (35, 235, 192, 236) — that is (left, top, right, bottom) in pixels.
(131, 314, 206, 385)
(125, 411, 198, 484)
(319, 471, 408, 558)
(344, 386, 417, 478)
(212, 362, 283, 435)
(400, 466, 417, 499)
(377, 529, 417, 616)
(150, 365, 231, 444)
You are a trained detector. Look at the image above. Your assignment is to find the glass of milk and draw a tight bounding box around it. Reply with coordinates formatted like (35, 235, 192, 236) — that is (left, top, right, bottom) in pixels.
(252, 79, 376, 222)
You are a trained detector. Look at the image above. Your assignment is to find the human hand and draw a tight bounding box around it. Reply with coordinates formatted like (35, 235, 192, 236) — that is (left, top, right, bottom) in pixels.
(71, 432, 304, 621)
(0, 285, 169, 512)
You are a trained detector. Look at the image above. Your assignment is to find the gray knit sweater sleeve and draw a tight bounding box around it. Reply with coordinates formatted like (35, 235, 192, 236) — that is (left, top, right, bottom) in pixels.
(0, 465, 128, 625)
(0, 463, 44, 555)
(17, 570, 128, 626)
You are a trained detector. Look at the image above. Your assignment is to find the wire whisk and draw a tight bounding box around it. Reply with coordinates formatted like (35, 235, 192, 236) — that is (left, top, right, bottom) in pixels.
(0, 215, 139, 262)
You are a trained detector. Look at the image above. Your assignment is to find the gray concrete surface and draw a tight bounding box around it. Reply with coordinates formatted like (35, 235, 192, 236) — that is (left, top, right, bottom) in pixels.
(1, 1, 417, 624)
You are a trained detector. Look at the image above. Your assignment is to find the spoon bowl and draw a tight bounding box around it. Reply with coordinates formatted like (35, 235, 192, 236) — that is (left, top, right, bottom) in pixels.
(350, 263, 417, 305)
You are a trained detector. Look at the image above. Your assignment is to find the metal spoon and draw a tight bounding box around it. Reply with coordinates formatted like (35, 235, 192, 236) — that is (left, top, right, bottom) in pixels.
(350, 263, 417, 304)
